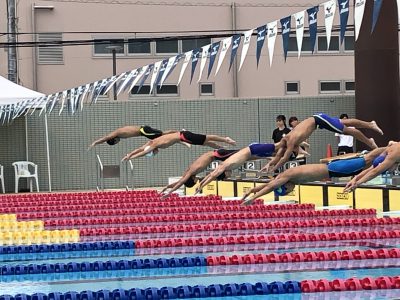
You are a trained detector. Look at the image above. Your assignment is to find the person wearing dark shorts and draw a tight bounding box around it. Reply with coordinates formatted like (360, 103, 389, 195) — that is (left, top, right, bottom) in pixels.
(122, 130, 236, 161)
(160, 148, 239, 199)
(88, 125, 177, 148)
(268, 113, 383, 172)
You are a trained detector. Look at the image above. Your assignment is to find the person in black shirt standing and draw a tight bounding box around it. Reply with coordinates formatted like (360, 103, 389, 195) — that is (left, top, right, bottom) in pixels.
(272, 115, 291, 143)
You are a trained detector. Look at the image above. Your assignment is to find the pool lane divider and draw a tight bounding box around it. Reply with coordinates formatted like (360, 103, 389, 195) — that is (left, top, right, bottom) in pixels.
(2, 248, 400, 276)
(1, 276, 400, 298)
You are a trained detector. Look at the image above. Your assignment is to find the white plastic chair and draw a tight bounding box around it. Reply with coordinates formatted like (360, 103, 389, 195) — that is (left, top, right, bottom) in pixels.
(12, 161, 39, 193)
(0, 164, 4, 193)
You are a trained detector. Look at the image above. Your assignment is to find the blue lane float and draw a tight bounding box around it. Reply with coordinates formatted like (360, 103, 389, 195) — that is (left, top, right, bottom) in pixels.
(0, 241, 135, 255)
(0, 281, 301, 299)
(0, 256, 207, 276)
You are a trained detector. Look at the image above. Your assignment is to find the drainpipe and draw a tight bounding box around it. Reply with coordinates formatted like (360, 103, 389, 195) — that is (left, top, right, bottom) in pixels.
(7, 0, 18, 83)
(231, 2, 238, 98)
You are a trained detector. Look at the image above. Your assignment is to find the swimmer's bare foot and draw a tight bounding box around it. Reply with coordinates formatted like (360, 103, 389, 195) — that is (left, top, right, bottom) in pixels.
(370, 138, 378, 149)
(371, 121, 383, 135)
(225, 137, 236, 145)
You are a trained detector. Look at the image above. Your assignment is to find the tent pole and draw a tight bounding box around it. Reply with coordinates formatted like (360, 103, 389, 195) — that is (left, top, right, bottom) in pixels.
(25, 115, 29, 160)
(44, 109, 52, 192)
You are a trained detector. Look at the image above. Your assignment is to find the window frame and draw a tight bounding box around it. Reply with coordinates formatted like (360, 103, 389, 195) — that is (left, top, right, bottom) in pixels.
(199, 82, 215, 96)
(284, 81, 300, 95)
(156, 84, 180, 97)
(92, 37, 126, 56)
(318, 80, 342, 94)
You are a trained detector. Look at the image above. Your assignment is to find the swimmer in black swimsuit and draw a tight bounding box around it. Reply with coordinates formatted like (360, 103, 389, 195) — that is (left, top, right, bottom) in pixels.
(268, 113, 383, 172)
(242, 147, 386, 205)
(159, 149, 239, 199)
(122, 130, 236, 161)
(88, 125, 178, 148)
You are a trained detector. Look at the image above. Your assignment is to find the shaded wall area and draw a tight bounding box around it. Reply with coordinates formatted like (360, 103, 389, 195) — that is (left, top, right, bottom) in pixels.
(0, 96, 355, 192)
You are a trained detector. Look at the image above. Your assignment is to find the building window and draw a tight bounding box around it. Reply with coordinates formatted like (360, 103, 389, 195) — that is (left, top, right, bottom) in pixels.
(93, 39, 124, 54)
(127, 39, 151, 54)
(285, 81, 300, 94)
(345, 80, 355, 92)
(319, 81, 341, 94)
(288, 36, 313, 53)
(182, 38, 212, 52)
(199, 83, 214, 96)
(156, 40, 178, 54)
(131, 85, 152, 95)
(317, 36, 340, 52)
(156, 85, 179, 96)
(344, 35, 355, 52)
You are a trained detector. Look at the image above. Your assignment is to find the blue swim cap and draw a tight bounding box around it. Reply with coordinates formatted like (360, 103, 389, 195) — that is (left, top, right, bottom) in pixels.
(274, 185, 288, 197)
(373, 155, 386, 168)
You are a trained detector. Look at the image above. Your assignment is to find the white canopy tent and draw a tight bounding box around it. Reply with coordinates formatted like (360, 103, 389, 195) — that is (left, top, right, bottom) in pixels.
(0, 75, 52, 191)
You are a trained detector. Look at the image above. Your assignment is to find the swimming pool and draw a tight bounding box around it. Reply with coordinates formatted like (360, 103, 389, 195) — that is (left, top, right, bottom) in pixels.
(1, 191, 400, 299)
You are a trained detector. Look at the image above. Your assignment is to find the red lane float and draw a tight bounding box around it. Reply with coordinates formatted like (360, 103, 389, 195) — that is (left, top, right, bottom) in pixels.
(133, 230, 400, 248)
(301, 276, 400, 293)
(205, 248, 400, 266)
(16, 208, 376, 220)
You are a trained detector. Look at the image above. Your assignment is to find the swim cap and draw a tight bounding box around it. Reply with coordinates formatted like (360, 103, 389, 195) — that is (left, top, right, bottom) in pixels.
(144, 145, 154, 157)
(184, 176, 197, 188)
(106, 137, 120, 145)
(216, 172, 226, 181)
(274, 185, 288, 197)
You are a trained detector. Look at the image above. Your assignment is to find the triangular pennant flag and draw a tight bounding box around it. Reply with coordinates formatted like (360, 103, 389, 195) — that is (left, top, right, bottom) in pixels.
(80, 84, 91, 111)
(88, 81, 99, 105)
(129, 66, 146, 93)
(30, 96, 45, 115)
(307, 6, 319, 53)
(93, 79, 108, 104)
(229, 34, 241, 71)
(280, 16, 291, 61)
(160, 56, 177, 87)
(164, 54, 183, 85)
(73, 86, 84, 113)
(102, 76, 117, 95)
(354, 0, 366, 40)
(198, 44, 211, 82)
(150, 61, 162, 94)
(215, 37, 232, 75)
(238, 29, 253, 71)
(324, 0, 336, 49)
(207, 42, 220, 78)
(372, 0, 383, 33)
(338, 0, 350, 44)
(256, 25, 267, 67)
(137, 64, 153, 93)
(69, 88, 76, 114)
(178, 51, 193, 85)
(267, 21, 278, 67)
(190, 48, 201, 83)
(48, 92, 60, 114)
(155, 59, 169, 87)
(39, 95, 52, 116)
(293, 11, 305, 58)
(116, 70, 136, 96)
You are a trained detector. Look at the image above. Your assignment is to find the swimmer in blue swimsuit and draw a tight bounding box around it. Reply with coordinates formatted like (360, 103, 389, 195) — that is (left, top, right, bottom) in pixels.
(269, 113, 383, 172)
(160, 149, 239, 199)
(195, 142, 306, 193)
(241, 147, 386, 205)
(344, 141, 400, 192)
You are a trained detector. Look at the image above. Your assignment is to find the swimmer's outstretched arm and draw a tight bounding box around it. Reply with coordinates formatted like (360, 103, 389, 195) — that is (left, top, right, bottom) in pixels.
(88, 131, 117, 149)
(271, 146, 294, 172)
(343, 166, 373, 193)
(161, 172, 194, 199)
(122, 142, 153, 161)
(242, 175, 288, 205)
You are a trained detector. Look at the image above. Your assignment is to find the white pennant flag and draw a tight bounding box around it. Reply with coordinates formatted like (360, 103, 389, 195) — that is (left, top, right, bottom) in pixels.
(150, 61, 162, 94)
(198, 44, 211, 82)
(324, 0, 336, 50)
(116, 71, 136, 96)
(293, 11, 305, 58)
(129, 65, 148, 92)
(239, 29, 254, 71)
(80, 84, 90, 111)
(59, 90, 69, 115)
(160, 56, 176, 87)
(39, 95, 52, 116)
(354, 0, 366, 41)
(215, 37, 232, 75)
(267, 21, 278, 67)
(177, 51, 193, 85)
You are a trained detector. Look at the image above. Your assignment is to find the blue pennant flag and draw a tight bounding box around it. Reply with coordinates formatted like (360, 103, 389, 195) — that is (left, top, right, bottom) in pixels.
(229, 34, 241, 71)
(338, 0, 350, 44)
(190, 48, 201, 84)
(137, 64, 153, 93)
(280, 16, 291, 61)
(372, 0, 383, 33)
(207, 41, 220, 78)
(256, 25, 267, 67)
(155, 59, 169, 87)
(307, 6, 319, 53)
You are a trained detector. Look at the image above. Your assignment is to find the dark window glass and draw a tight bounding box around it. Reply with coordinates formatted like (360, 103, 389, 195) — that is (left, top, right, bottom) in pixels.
(94, 39, 124, 54)
(286, 82, 299, 93)
(131, 85, 151, 95)
(156, 40, 178, 53)
(318, 36, 340, 51)
(344, 35, 355, 51)
(320, 81, 341, 92)
(345, 81, 355, 91)
(182, 38, 211, 52)
(128, 39, 151, 54)
(157, 85, 178, 95)
(200, 83, 214, 95)
(288, 36, 312, 52)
